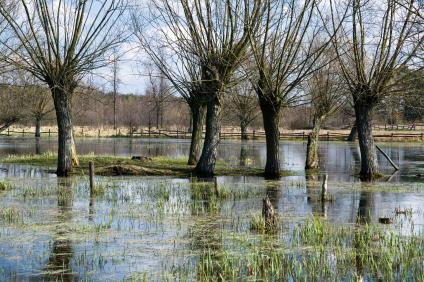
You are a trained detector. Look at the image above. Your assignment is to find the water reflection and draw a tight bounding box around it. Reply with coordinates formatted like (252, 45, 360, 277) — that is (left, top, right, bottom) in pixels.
(357, 191, 373, 224)
(0, 138, 423, 279)
(35, 138, 41, 155)
(305, 173, 326, 216)
(0, 137, 422, 182)
(188, 177, 223, 281)
(43, 178, 76, 281)
(0, 171, 422, 279)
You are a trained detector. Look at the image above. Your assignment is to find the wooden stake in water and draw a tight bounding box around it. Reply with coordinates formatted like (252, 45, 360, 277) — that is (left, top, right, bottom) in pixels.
(321, 174, 328, 202)
(89, 161, 95, 195)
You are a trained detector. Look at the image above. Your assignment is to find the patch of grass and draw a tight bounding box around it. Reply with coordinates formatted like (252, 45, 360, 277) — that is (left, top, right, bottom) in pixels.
(0, 207, 21, 223)
(2, 153, 297, 177)
(0, 181, 13, 191)
(250, 213, 266, 233)
(91, 183, 106, 197)
(3, 152, 57, 166)
(194, 216, 424, 281)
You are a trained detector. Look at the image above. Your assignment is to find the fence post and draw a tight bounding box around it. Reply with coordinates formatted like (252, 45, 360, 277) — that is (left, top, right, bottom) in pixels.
(22, 129, 24, 136)
(48, 129, 51, 137)
(98, 129, 100, 138)
(327, 131, 330, 141)
(302, 131, 305, 140)
(7, 128, 9, 136)
(176, 129, 179, 139)
(82, 127, 84, 136)
(421, 133, 423, 141)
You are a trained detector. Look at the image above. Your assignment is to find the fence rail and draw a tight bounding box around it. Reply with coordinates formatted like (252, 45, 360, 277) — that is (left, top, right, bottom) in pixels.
(2, 127, 423, 141)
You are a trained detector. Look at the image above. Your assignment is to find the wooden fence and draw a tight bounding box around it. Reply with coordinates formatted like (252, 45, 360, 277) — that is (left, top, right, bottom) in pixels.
(2, 127, 424, 141)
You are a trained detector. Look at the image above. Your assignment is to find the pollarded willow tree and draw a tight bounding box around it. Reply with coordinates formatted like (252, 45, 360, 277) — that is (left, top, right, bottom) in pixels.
(328, 0, 424, 180)
(304, 54, 346, 169)
(141, 0, 263, 176)
(249, 0, 339, 178)
(133, 17, 206, 165)
(0, 0, 127, 176)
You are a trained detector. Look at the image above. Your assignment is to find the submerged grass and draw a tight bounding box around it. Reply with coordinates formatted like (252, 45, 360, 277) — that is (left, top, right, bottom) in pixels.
(1, 173, 424, 280)
(0, 181, 14, 191)
(250, 213, 266, 233)
(194, 216, 424, 281)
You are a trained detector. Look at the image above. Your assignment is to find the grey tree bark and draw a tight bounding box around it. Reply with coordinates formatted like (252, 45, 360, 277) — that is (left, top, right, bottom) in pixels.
(305, 117, 322, 169)
(354, 101, 379, 180)
(240, 120, 249, 140)
(51, 86, 79, 176)
(188, 102, 206, 165)
(347, 123, 357, 141)
(195, 97, 222, 177)
(35, 116, 41, 138)
(239, 146, 248, 167)
(259, 96, 281, 179)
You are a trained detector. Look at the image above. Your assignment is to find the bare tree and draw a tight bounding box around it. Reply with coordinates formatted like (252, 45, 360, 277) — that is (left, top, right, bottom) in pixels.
(110, 51, 120, 131)
(133, 22, 207, 165)
(0, 78, 26, 131)
(9, 70, 55, 137)
(226, 78, 260, 140)
(137, 0, 262, 176)
(328, 0, 424, 180)
(305, 57, 346, 169)
(25, 85, 54, 138)
(0, 0, 128, 176)
(146, 70, 173, 129)
(249, 0, 336, 178)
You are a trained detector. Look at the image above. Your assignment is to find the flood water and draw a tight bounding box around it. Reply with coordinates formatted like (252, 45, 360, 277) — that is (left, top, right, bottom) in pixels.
(0, 137, 423, 280)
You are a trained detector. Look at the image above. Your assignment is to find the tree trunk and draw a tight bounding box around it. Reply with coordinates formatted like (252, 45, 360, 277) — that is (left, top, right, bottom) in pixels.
(113, 94, 117, 130)
(347, 123, 357, 141)
(259, 96, 281, 179)
(195, 96, 222, 177)
(188, 102, 206, 165)
(305, 117, 322, 169)
(51, 86, 79, 176)
(354, 102, 379, 180)
(240, 120, 248, 140)
(239, 146, 248, 167)
(156, 106, 160, 129)
(35, 116, 41, 138)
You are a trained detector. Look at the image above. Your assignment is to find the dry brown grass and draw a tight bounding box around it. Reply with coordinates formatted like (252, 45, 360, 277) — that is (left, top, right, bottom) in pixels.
(4, 125, 424, 142)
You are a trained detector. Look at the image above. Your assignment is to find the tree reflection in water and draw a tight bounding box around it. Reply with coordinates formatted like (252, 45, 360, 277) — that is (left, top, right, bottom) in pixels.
(305, 173, 327, 217)
(43, 178, 76, 281)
